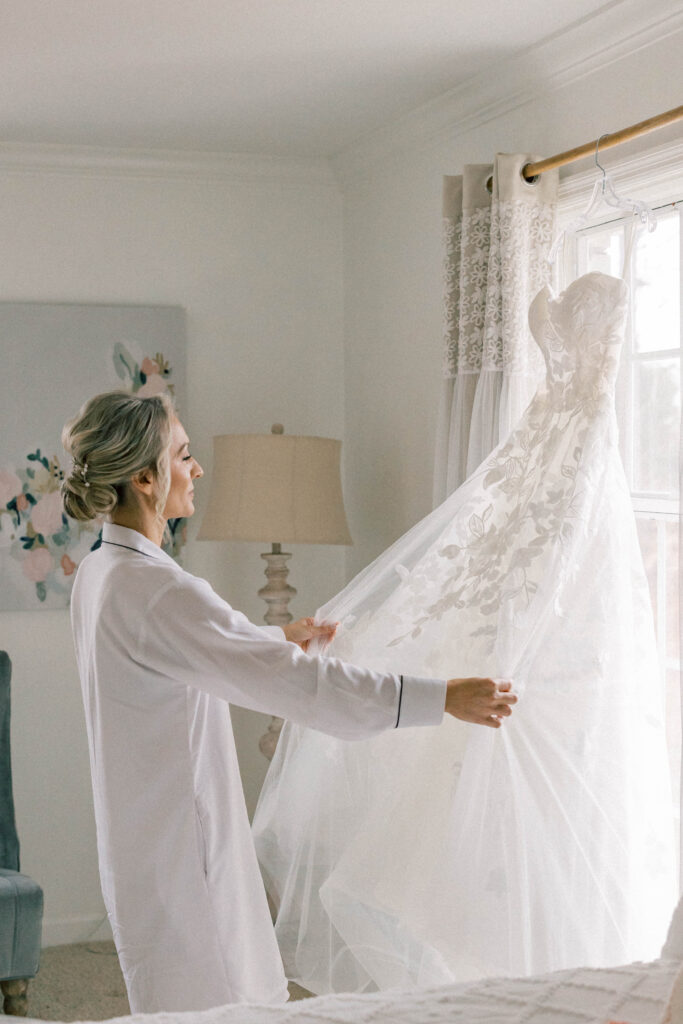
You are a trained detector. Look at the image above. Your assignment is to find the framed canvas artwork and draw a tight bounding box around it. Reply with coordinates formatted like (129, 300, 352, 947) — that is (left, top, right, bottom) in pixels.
(0, 302, 187, 611)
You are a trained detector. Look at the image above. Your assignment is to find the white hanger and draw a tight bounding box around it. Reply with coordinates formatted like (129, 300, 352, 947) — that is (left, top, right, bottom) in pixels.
(548, 134, 657, 266)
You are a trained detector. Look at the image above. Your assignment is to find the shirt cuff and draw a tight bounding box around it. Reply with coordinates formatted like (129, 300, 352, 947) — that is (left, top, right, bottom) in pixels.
(395, 675, 446, 728)
(260, 625, 286, 641)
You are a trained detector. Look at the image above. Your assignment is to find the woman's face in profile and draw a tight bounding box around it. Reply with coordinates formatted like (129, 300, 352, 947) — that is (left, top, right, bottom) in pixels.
(163, 418, 203, 520)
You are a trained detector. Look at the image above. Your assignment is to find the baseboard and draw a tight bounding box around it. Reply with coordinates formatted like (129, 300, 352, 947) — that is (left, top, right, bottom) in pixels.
(41, 914, 113, 948)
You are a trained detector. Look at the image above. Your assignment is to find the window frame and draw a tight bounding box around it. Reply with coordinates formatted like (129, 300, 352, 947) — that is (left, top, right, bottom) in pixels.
(557, 139, 683, 881)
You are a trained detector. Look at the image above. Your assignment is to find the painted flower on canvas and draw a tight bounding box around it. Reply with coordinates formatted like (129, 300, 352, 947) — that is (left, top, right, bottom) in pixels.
(113, 344, 174, 397)
(0, 449, 97, 603)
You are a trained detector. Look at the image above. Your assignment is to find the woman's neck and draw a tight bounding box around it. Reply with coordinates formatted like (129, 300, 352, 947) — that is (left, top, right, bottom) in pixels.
(111, 505, 165, 547)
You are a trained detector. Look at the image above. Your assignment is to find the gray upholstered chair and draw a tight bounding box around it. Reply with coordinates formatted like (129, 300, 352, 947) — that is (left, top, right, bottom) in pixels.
(0, 652, 43, 1016)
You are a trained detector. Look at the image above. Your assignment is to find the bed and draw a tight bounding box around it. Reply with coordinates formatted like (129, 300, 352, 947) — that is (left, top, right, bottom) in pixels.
(27, 901, 683, 1024)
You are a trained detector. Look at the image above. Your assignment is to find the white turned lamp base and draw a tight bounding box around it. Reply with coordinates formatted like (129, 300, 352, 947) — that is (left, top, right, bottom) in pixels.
(259, 715, 285, 761)
(258, 548, 296, 626)
(258, 545, 294, 760)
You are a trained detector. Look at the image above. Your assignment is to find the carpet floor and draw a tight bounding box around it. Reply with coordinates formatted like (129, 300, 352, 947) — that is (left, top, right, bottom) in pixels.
(24, 943, 311, 1021)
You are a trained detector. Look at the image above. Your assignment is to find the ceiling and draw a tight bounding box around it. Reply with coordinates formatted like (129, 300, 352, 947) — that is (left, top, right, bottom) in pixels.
(1, 0, 619, 158)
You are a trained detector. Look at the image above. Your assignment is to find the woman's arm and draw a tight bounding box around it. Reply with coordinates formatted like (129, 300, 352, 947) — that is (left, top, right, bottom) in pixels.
(137, 574, 444, 740)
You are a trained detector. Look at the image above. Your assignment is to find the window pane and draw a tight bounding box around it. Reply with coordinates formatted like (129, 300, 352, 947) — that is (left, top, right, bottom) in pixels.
(666, 519, 680, 664)
(577, 226, 623, 278)
(636, 515, 681, 854)
(666, 666, 681, 864)
(636, 517, 658, 622)
(633, 212, 680, 353)
(632, 358, 680, 495)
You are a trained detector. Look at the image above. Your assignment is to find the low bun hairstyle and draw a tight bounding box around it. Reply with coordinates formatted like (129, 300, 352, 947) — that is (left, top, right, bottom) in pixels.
(61, 391, 174, 523)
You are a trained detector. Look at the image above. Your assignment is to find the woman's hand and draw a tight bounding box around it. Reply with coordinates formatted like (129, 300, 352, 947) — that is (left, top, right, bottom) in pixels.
(445, 677, 517, 728)
(283, 617, 339, 652)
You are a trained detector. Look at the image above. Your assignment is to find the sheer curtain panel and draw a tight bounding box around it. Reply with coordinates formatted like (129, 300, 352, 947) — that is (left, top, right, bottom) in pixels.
(434, 154, 558, 504)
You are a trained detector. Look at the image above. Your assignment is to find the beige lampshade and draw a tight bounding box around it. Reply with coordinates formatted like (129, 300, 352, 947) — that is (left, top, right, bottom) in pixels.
(197, 432, 353, 545)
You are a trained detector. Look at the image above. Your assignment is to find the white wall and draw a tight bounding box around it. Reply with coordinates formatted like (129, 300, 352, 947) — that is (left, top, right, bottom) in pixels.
(337, 17, 683, 577)
(0, 157, 345, 944)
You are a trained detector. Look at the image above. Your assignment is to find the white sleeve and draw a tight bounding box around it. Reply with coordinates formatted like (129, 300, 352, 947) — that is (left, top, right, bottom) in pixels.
(259, 624, 286, 641)
(137, 574, 445, 740)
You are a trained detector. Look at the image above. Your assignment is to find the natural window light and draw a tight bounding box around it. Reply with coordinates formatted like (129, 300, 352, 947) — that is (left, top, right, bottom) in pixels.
(565, 197, 682, 868)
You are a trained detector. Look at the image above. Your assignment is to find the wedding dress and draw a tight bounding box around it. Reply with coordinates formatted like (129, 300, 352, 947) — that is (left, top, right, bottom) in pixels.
(253, 272, 677, 995)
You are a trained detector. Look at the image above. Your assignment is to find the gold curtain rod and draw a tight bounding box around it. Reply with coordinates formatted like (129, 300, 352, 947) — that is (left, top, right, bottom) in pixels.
(522, 104, 683, 181)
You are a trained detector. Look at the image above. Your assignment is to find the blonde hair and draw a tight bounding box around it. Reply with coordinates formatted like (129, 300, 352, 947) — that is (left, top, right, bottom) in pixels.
(61, 391, 174, 523)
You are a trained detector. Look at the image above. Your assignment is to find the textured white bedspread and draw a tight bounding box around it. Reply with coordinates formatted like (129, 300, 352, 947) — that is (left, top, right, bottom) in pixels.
(28, 957, 681, 1024)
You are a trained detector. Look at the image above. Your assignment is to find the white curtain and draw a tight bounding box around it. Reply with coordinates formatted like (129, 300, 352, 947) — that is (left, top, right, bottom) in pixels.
(434, 153, 558, 505)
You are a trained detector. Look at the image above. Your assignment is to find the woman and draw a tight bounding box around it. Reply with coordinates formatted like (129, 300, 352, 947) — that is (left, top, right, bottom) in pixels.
(62, 390, 516, 1015)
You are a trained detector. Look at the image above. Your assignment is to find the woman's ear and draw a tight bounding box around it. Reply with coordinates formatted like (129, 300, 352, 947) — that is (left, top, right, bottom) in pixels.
(129, 467, 156, 498)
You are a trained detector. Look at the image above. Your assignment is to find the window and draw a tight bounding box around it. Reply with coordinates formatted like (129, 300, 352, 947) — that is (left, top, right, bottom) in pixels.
(561, 172, 682, 869)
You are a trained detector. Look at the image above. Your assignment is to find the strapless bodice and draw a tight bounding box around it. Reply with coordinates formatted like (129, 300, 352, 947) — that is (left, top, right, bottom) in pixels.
(528, 271, 628, 396)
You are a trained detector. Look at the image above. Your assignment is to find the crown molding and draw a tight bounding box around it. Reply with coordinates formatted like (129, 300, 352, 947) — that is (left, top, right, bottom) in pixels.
(0, 141, 338, 188)
(331, 0, 683, 188)
(1, 2, 679, 194)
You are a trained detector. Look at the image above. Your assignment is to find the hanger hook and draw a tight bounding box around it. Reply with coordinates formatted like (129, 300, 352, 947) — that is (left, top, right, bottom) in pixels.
(595, 133, 611, 192)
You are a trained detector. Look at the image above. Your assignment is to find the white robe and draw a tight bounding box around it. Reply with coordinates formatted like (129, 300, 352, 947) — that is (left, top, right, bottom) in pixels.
(70, 522, 445, 1014)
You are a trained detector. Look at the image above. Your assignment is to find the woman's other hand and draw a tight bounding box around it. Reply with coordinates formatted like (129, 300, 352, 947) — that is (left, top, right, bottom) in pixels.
(283, 617, 339, 652)
(445, 677, 517, 728)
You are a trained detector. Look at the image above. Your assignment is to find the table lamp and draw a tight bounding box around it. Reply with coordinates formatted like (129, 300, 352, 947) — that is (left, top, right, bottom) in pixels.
(197, 424, 353, 757)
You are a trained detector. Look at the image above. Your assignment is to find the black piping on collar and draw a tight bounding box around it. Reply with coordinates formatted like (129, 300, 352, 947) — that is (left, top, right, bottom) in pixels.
(102, 540, 155, 558)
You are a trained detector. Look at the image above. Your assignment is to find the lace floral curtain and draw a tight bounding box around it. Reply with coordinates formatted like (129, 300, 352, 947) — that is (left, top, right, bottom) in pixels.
(433, 154, 558, 504)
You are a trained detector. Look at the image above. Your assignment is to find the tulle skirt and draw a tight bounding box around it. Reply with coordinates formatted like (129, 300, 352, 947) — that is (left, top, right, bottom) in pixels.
(254, 391, 677, 994)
